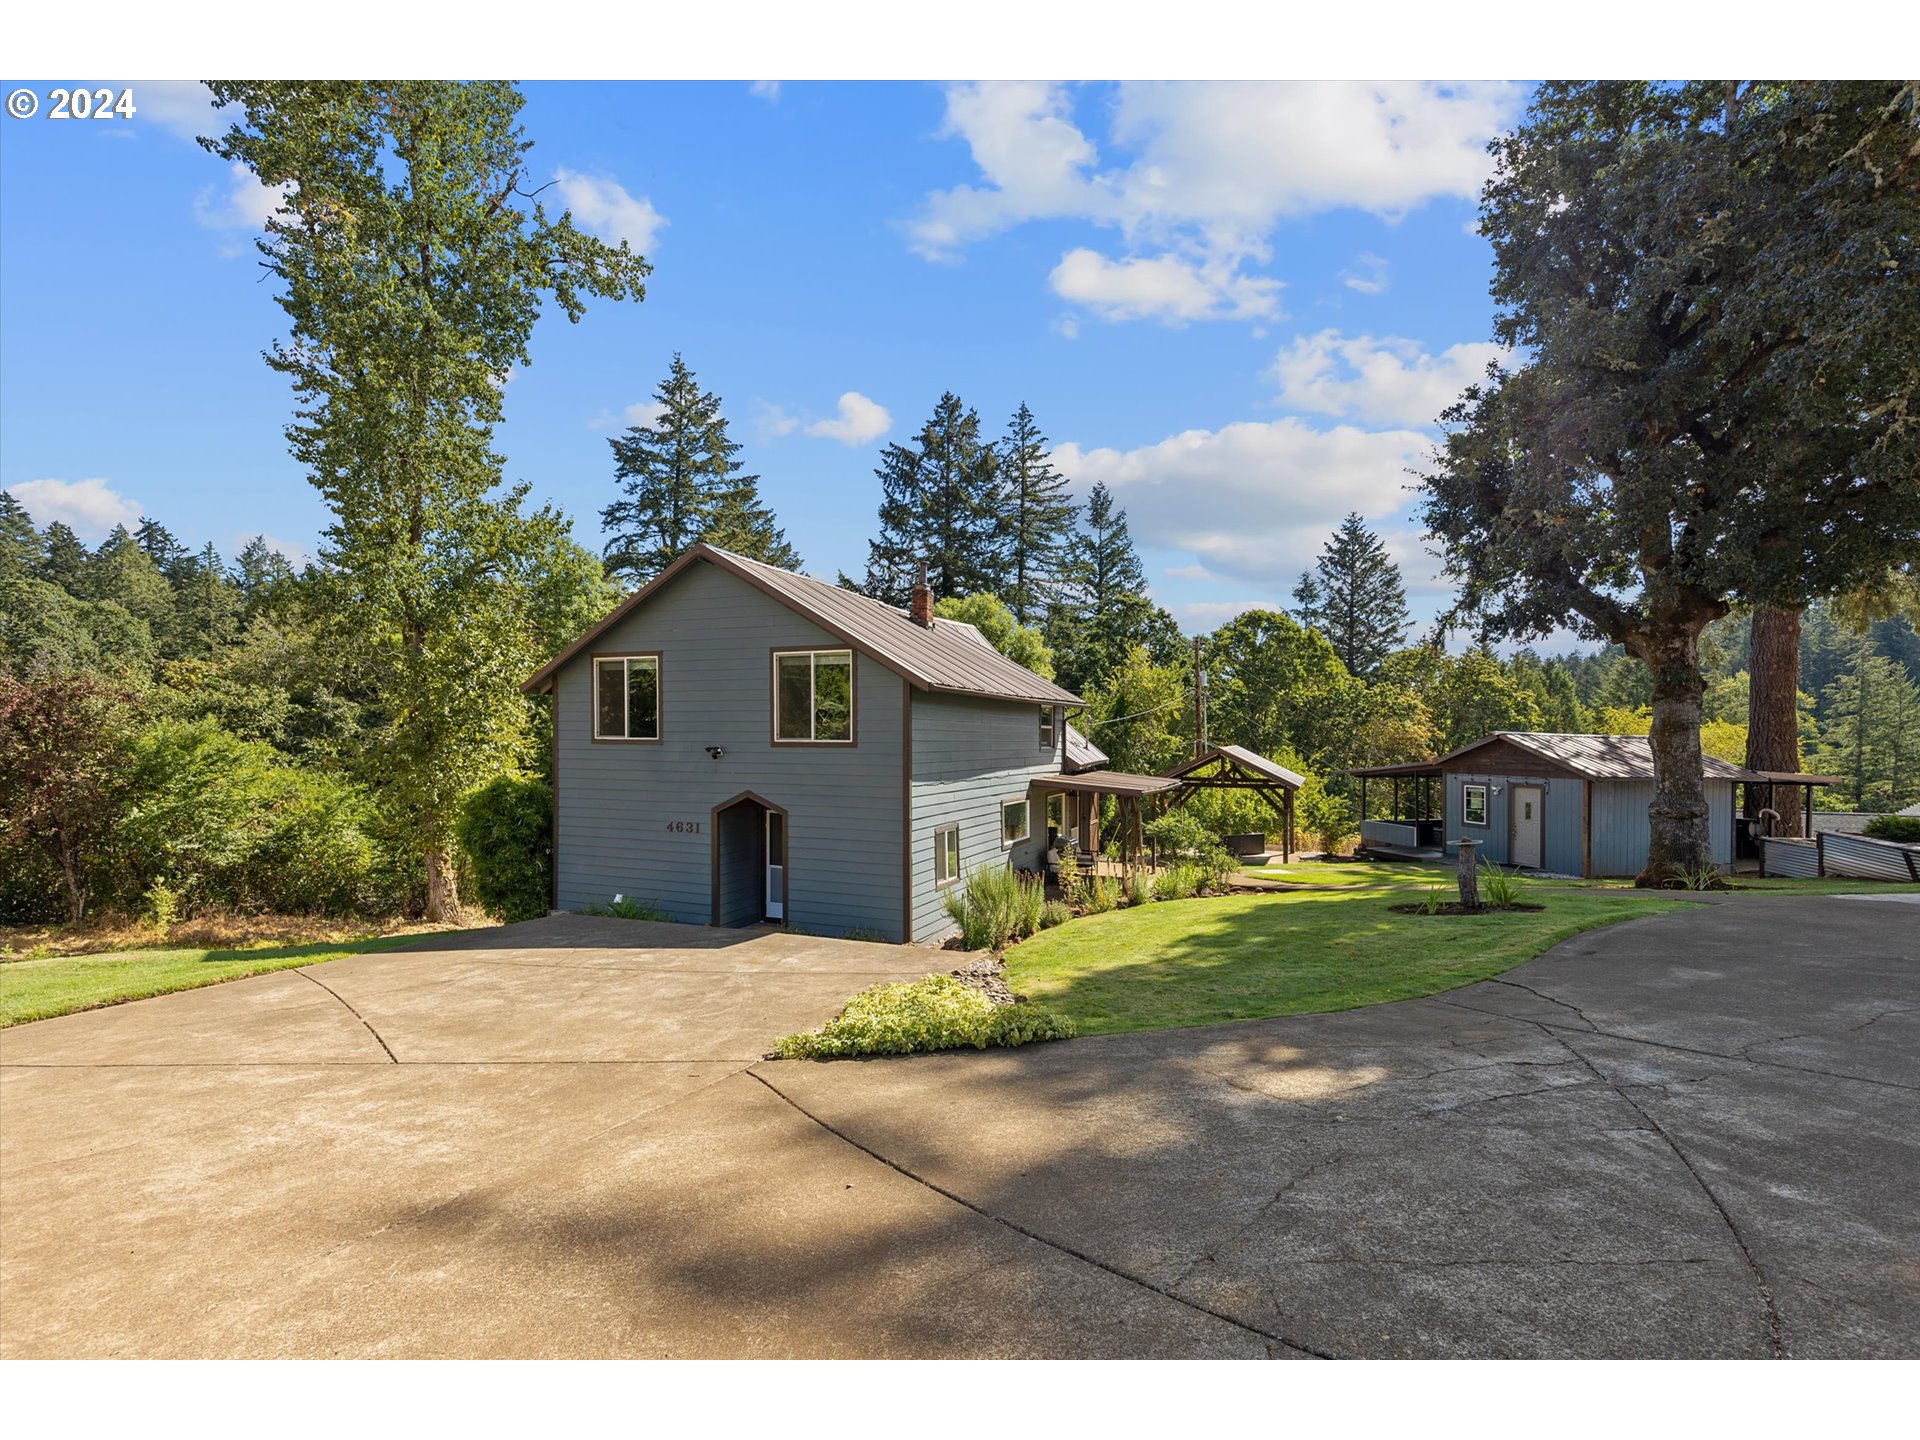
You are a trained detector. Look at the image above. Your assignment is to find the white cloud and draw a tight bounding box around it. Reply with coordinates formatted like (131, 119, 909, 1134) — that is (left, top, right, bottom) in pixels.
(1052, 416, 1431, 586)
(748, 81, 781, 102)
(803, 392, 892, 446)
(7, 478, 143, 542)
(1268, 329, 1508, 428)
(1340, 252, 1389, 294)
(193, 161, 290, 232)
(911, 80, 1521, 324)
(552, 168, 666, 253)
(1049, 248, 1281, 324)
(1174, 599, 1286, 629)
(129, 80, 218, 143)
(755, 403, 801, 439)
(585, 399, 668, 432)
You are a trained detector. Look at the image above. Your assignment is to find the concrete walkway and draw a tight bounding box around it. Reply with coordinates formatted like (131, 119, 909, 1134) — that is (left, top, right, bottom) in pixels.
(2, 900, 1914, 1358)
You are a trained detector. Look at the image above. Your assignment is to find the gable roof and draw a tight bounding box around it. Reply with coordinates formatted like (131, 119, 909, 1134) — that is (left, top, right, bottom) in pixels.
(521, 543, 1082, 707)
(1164, 744, 1305, 789)
(1438, 731, 1755, 782)
(1064, 722, 1108, 773)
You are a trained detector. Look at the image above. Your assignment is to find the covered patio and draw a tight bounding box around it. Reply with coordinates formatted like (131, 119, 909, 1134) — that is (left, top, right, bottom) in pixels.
(1349, 760, 1446, 860)
(1032, 769, 1182, 874)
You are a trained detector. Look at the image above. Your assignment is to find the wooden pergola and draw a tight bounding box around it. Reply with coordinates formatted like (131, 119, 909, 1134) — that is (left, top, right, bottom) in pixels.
(1161, 745, 1303, 862)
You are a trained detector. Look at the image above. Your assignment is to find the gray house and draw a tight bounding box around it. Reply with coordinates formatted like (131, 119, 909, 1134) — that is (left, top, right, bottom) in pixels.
(1355, 732, 1829, 877)
(522, 544, 1082, 943)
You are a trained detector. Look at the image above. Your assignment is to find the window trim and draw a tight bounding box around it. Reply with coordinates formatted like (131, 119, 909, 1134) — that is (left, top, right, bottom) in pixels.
(999, 795, 1031, 849)
(1462, 782, 1490, 828)
(770, 646, 857, 746)
(1046, 792, 1064, 835)
(933, 823, 961, 888)
(1039, 705, 1056, 752)
(590, 651, 663, 744)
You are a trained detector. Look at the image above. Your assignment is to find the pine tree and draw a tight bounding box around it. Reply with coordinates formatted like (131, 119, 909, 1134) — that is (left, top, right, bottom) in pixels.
(134, 516, 190, 580)
(1815, 638, 1920, 810)
(998, 403, 1077, 624)
(174, 541, 241, 657)
(600, 354, 797, 586)
(1290, 513, 1409, 678)
(1047, 481, 1169, 692)
(235, 535, 298, 623)
(0, 493, 38, 581)
(861, 392, 1003, 604)
(82, 525, 176, 650)
(35, 523, 88, 593)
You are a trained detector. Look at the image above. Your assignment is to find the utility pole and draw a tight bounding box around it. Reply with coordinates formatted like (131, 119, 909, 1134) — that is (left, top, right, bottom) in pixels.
(1192, 635, 1207, 758)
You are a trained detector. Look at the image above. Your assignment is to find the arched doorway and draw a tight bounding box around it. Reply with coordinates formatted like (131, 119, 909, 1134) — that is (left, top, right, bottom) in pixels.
(711, 792, 787, 927)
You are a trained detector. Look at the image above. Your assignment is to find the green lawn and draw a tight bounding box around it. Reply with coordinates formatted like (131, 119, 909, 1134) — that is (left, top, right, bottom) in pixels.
(0, 933, 455, 1027)
(1247, 859, 1454, 888)
(1003, 888, 1687, 1036)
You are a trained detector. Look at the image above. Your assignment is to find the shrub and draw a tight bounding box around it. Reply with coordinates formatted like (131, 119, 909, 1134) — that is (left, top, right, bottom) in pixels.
(1124, 868, 1152, 907)
(1478, 859, 1522, 907)
(1863, 814, 1920, 844)
(1087, 874, 1120, 913)
(772, 974, 1075, 1059)
(142, 877, 179, 933)
(1038, 900, 1071, 929)
(586, 894, 671, 920)
(454, 775, 553, 923)
(1143, 809, 1217, 863)
(1198, 846, 1239, 892)
(1296, 774, 1355, 857)
(943, 863, 1047, 950)
(1057, 845, 1085, 910)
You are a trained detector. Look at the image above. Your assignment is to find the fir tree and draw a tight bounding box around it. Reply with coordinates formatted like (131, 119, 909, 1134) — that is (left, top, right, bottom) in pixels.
(600, 353, 797, 586)
(0, 493, 38, 581)
(1047, 481, 1170, 692)
(82, 525, 176, 649)
(174, 541, 241, 657)
(1815, 637, 1920, 810)
(235, 535, 298, 623)
(998, 403, 1078, 624)
(35, 522, 88, 593)
(1290, 513, 1409, 678)
(134, 516, 190, 580)
(861, 392, 1003, 605)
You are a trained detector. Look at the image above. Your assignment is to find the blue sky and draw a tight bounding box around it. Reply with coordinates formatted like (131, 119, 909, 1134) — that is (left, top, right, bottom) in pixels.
(1, 79, 1528, 633)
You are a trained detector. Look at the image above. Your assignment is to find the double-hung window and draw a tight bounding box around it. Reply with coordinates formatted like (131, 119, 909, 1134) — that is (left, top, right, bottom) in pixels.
(1000, 796, 1030, 848)
(773, 649, 854, 743)
(933, 824, 960, 888)
(593, 654, 660, 740)
(1462, 783, 1489, 827)
(1039, 706, 1056, 751)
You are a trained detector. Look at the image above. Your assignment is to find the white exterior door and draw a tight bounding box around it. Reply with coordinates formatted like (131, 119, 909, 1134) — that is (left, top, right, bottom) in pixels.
(764, 810, 785, 920)
(1511, 786, 1543, 869)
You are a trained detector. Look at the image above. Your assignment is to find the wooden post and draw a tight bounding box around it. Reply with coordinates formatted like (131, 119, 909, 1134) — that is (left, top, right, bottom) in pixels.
(1457, 837, 1479, 908)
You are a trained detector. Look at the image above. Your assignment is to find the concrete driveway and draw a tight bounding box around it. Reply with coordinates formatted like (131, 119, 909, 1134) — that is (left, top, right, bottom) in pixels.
(2, 899, 1914, 1358)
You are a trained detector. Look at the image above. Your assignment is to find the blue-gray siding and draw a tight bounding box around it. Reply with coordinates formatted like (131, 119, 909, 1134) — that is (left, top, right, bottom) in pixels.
(1443, 770, 1584, 874)
(552, 559, 906, 937)
(907, 693, 1061, 942)
(1588, 780, 1735, 874)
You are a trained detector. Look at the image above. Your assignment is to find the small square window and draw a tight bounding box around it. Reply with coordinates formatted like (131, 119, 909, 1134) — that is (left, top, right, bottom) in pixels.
(933, 824, 960, 887)
(1000, 797, 1030, 848)
(1463, 783, 1489, 827)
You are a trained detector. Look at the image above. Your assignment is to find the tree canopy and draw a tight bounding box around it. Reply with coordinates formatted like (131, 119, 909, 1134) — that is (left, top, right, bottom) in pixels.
(1291, 512, 1409, 677)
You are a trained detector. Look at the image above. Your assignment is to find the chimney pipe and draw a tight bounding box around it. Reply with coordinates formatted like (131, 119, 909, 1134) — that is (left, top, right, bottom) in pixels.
(910, 560, 933, 627)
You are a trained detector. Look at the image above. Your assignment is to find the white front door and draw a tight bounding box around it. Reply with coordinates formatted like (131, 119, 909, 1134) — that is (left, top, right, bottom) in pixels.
(764, 810, 785, 920)
(1511, 786, 1543, 869)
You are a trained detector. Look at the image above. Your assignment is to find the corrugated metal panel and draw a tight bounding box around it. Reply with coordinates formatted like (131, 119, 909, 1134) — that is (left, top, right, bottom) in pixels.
(1441, 732, 1756, 782)
(527, 544, 1081, 707)
(1064, 723, 1108, 773)
(1819, 832, 1920, 881)
(1761, 837, 1820, 877)
(1164, 744, 1305, 788)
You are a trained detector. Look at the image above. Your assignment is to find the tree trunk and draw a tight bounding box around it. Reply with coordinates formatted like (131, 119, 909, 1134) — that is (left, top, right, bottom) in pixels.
(1635, 623, 1714, 886)
(59, 838, 87, 924)
(1457, 837, 1479, 908)
(423, 845, 459, 922)
(1745, 606, 1803, 836)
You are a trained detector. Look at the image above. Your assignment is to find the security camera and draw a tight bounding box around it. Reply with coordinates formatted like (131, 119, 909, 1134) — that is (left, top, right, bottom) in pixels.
(706, 745, 725, 760)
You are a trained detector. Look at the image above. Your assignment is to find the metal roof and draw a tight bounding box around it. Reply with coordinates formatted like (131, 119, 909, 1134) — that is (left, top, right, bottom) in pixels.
(1439, 732, 1773, 782)
(1349, 759, 1445, 779)
(1164, 744, 1305, 789)
(1063, 723, 1108, 773)
(1034, 770, 1181, 797)
(522, 543, 1081, 707)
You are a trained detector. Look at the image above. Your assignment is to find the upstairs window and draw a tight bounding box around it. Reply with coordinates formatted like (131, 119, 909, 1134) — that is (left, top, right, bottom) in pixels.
(1462, 783, 1489, 827)
(594, 655, 660, 740)
(1039, 706, 1056, 751)
(774, 649, 854, 743)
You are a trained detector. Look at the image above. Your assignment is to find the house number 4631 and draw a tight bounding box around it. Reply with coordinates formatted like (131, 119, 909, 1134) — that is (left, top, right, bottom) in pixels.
(665, 820, 702, 834)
